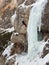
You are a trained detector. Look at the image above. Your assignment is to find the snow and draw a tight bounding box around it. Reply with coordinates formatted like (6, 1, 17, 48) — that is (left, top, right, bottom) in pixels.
(0, 27, 14, 33)
(18, 0, 36, 8)
(14, 40, 49, 65)
(2, 40, 49, 65)
(10, 11, 17, 26)
(5, 54, 17, 64)
(5, 27, 14, 32)
(13, 32, 19, 35)
(18, 0, 27, 8)
(30, 53, 49, 65)
(46, 47, 49, 50)
(0, 28, 5, 31)
(2, 42, 14, 57)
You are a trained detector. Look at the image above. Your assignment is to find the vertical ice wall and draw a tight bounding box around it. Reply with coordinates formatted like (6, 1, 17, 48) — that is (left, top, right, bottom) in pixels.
(27, 0, 48, 59)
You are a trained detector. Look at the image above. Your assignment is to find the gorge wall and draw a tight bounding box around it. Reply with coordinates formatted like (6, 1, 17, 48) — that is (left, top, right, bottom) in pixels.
(0, 0, 49, 54)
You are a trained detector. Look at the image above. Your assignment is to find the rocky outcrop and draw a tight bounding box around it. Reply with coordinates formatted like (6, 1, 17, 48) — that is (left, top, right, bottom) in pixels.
(41, 39, 49, 60)
(0, 0, 17, 29)
(10, 0, 34, 54)
(11, 33, 26, 44)
(41, 43, 49, 58)
(11, 32, 28, 54)
(17, 0, 35, 5)
(10, 0, 49, 54)
(0, 31, 12, 55)
(14, 7, 30, 33)
(41, 0, 49, 32)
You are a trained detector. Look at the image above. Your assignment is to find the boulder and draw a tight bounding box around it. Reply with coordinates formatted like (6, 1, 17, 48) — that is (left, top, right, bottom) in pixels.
(10, 43, 25, 54)
(11, 32, 27, 45)
(11, 32, 28, 53)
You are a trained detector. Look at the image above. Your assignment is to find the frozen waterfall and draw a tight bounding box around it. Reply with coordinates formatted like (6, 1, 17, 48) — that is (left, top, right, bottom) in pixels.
(2, 0, 49, 65)
(27, 0, 48, 59)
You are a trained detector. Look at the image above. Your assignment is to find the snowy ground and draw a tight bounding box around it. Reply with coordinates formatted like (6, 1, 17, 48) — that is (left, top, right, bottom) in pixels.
(2, 40, 49, 65)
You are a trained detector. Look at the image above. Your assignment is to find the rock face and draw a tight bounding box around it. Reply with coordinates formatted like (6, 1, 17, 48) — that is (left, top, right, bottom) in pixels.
(0, 55, 6, 65)
(10, 0, 35, 54)
(41, 0, 49, 32)
(11, 32, 28, 53)
(0, 31, 12, 55)
(0, 0, 49, 65)
(0, 0, 17, 29)
(14, 7, 30, 34)
(17, 0, 35, 5)
(11, 0, 49, 54)
(11, 33, 26, 44)
(0, 0, 5, 9)
(25, 0, 35, 5)
(0, 0, 49, 54)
